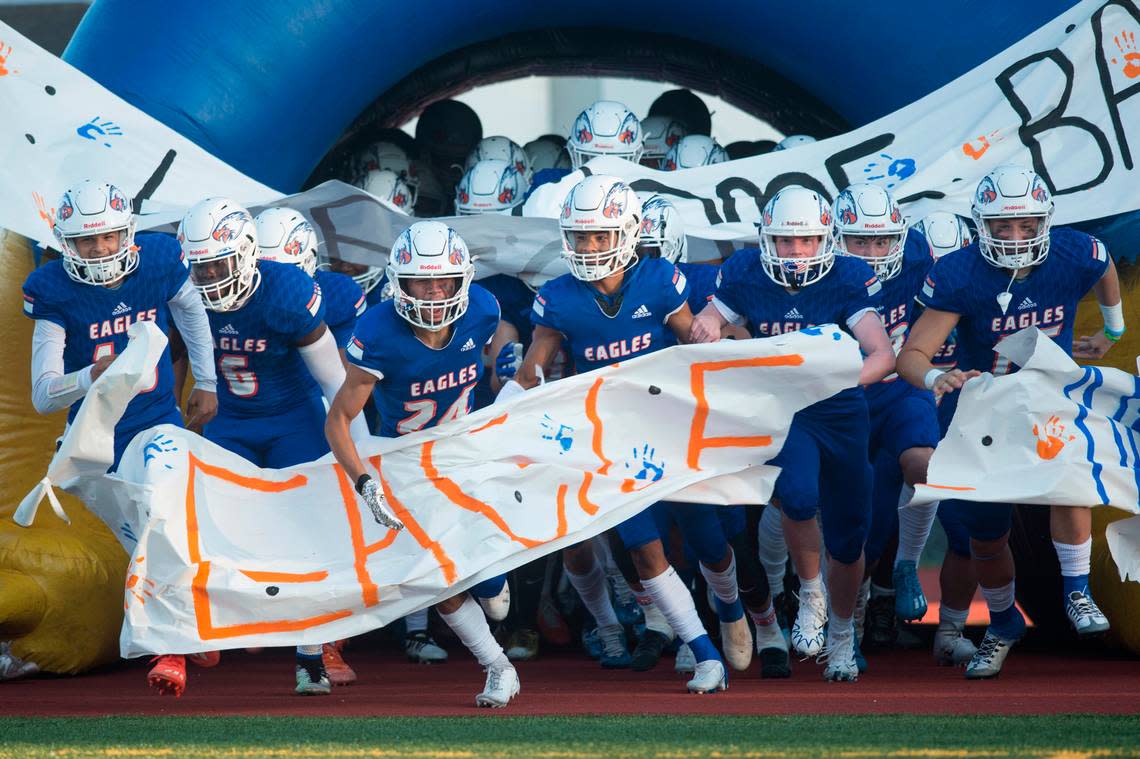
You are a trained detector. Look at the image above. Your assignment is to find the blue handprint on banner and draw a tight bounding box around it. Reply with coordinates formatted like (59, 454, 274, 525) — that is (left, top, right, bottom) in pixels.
(862, 153, 916, 189)
(142, 433, 179, 470)
(76, 116, 124, 148)
(540, 414, 574, 454)
(626, 444, 665, 483)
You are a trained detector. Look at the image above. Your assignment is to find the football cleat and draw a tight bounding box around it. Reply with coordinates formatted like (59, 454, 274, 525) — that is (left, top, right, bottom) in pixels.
(476, 663, 520, 708)
(686, 658, 728, 694)
(893, 561, 928, 621)
(322, 642, 356, 686)
(405, 631, 449, 664)
(865, 591, 898, 648)
(581, 626, 603, 660)
(631, 629, 672, 672)
(934, 624, 977, 666)
(965, 628, 1021, 679)
(294, 657, 331, 696)
(674, 642, 696, 674)
(819, 627, 859, 682)
(754, 620, 791, 679)
(187, 651, 221, 668)
(1065, 591, 1110, 635)
(504, 628, 540, 662)
(598, 624, 632, 668)
(791, 586, 828, 658)
(147, 655, 187, 697)
(720, 616, 754, 672)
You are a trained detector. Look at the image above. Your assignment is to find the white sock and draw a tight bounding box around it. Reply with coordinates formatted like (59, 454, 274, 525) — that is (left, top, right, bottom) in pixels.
(895, 486, 938, 565)
(799, 573, 823, 596)
(634, 588, 674, 637)
(828, 611, 854, 639)
(440, 595, 506, 668)
(979, 581, 1015, 614)
(1052, 537, 1092, 577)
(939, 605, 969, 630)
(405, 607, 428, 633)
(565, 561, 619, 628)
(640, 566, 708, 644)
(748, 601, 777, 627)
(699, 551, 739, 605)
(758, 505, 788, 593)
(297, 644, 322, 656)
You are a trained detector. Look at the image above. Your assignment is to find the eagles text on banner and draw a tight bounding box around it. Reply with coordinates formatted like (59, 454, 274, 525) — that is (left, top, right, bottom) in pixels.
(18, 322, 862, 656)
(912, 326, 1140, 580)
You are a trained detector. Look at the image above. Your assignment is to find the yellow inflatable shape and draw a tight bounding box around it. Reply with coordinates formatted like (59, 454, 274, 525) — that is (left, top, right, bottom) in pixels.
(0, 230, 128, 678)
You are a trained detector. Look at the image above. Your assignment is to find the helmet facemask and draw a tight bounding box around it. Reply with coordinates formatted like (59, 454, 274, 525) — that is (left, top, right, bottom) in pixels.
(190, 248, 260, 312)
(836, 231, 906, 281)
(58, 222, 138, 286)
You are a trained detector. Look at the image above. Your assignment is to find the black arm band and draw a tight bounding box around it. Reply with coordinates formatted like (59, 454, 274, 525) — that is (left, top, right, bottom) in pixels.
(355, 473, 373, 495)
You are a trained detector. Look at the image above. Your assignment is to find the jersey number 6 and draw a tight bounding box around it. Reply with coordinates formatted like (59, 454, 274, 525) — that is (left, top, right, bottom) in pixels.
(220, 354, 259, 397)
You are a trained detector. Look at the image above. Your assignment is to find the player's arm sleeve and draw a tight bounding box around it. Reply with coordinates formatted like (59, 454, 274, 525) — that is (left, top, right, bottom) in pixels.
(167, 279, 218, 392)
(30, 320, 94, 414)
(710, 259, 747, 326)
(299, 328, 369, 439)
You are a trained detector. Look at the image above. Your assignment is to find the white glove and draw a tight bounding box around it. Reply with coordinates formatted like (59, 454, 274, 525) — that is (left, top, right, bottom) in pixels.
(357, 475, 405, 531)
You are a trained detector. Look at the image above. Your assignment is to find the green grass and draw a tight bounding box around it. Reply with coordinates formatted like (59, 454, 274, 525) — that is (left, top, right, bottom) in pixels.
(2, 715, 1138, 758)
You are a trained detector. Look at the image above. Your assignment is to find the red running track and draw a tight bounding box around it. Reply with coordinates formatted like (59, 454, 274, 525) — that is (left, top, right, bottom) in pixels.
(3, 642, 1138, 717)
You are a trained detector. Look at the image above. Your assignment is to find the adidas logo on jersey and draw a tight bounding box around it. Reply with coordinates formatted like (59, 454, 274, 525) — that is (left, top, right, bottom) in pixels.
(632, 305, 652, 319)
(219, 323, 240, 336)
(785, 307, 804, 319)
(111, 302, 131, 316)
(1017, 296, 1037, 311)
(460, 337, 476, 351)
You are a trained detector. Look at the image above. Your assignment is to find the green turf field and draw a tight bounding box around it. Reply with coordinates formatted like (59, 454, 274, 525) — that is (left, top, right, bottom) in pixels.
(1, 715, 1138, 758)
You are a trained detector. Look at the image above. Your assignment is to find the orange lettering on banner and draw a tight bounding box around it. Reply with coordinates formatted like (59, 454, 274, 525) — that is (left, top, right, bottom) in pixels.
(920, 483, 978, 492)
(240, 570, 328, 583)
(687, 356, 803, 470)
(336, 462, 395, 607)
(369, 455, 457, 585)
(585, 377, 612, 475)
(185, 454, 351, 640)
(469, 413, 508, 434)
(555, 483, 569, 537)
(576, 472, 599, 515)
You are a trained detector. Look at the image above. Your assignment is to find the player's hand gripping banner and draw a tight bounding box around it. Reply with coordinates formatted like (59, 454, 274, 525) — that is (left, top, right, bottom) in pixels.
(16, 321, 861, 656)
(912, 327, 1140, 581)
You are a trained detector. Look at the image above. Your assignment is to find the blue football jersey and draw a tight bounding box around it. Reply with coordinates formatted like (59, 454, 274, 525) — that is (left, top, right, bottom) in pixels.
(531, 257, 689, 374)
(314, 269, 366, 348)
(918, 228, 1108, 375)
(678, 261, 721, 317)
(209, 260, 324, 418)
(347, 284, 500, 437)
(22, 231, 186, 426)
(479, 274, 536, 347)
(864, 231, 933, 404)
(714, 249, 881, 412)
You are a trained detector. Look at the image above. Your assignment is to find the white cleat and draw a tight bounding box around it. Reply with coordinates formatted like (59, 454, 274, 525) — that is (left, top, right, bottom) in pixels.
(686, 658, 727, 694)
(477, 582, 511, 622)
(475, 663, 520, 708)
(1065, 591, 1110, 636)
(720, 616, 753, 672)
(819, 627, 858, 682)
(674, 642, 696, 674)
(965, 629, 1017, 679)
(791, 586, 828, 658)
(754, 620, 791, 679)
(934, 624, 976, 666)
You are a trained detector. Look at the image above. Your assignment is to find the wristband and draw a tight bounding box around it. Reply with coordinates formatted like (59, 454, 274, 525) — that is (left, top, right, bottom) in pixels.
(924, 369, 945, 390)
(1100, 301, 1125, 337)
(355, 473, 372, 495)
(1104, 327, 1125, 343)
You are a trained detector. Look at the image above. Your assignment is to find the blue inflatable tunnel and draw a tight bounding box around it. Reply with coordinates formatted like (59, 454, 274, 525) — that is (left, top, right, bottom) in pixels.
(63, 0, 1081, 193)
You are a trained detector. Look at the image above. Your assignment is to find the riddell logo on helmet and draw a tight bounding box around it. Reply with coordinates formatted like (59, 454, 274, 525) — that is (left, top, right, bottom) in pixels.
(420, 264, 443, 270)
(1004, 205, 1027, 211)
(574, 217, 597, 225)
(83, 221, 107, 229)
(785, 220, 806, 226)
(866, 222, 885, 229)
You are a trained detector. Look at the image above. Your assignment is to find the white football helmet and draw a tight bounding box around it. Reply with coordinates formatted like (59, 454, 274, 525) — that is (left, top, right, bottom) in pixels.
(386, 221, 475, 331)
(833, 183, 907, 281)
(353, 141, 419, 204)
(758, 186, 835, 288)
(53, 180, 137, 286)
(178, 197, 260, 312)
(638, 194, 687, 264)
(524, 137, 571, 172)
(773, 134, 816, 152)
(971, 165, 1054, 269)
(661, 135, 728, 171)
(465, 136, 532, 183)
(640, 115, 688, 165)
(559, 175, 642, 281)
(359, 169, 415, 214)
(915, 211, 974, 259)
(456, 159, 528, 215)
(566, 101, 643, 169)
(254, 207, 318, 277)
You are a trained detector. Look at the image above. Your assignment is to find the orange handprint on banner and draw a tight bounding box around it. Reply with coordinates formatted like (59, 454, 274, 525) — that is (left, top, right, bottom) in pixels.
(0, 41, 18, 77)
(32, 192, 55, 231)
(1032, 415, 1075, 460)
(1110, 29, 1140, 79)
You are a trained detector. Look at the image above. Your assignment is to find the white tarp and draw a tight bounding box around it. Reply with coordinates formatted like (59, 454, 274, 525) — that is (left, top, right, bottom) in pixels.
(912, 327, 1140, 581)
(15, 321, 862, 656)
(526, 0, 1140, 242)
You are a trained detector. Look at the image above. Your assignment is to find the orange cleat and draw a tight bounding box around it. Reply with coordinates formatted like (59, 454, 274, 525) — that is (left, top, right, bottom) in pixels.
(147, 655, 187, 697)
(187, 650, 221, 668)
(322, 642, 356, 686)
